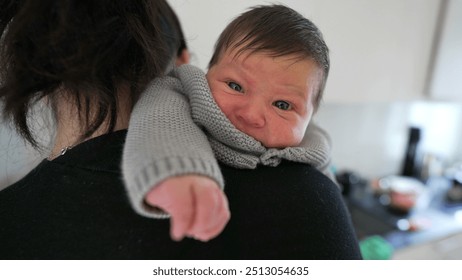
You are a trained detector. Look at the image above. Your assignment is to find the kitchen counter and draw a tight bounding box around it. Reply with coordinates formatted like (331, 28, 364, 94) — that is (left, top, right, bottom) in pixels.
(343, 175, 462, 258)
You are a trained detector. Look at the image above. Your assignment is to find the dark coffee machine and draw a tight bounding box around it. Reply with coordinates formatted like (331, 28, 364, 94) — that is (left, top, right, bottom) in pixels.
(401, 126, 422, 179)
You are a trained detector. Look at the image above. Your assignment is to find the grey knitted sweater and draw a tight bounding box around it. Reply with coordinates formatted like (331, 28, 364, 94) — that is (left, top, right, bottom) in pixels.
(122, 64, 333, 218)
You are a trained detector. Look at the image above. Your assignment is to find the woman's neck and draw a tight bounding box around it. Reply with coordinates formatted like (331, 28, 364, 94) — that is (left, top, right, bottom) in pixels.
(49, 87, 131, 159)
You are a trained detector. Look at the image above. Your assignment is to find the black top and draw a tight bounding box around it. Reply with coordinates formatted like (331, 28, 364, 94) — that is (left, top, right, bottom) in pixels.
(0, 130, 362, 259)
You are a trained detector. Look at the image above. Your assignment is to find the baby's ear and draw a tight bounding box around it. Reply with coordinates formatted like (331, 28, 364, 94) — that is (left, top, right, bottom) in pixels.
(176, 49, 191, 66)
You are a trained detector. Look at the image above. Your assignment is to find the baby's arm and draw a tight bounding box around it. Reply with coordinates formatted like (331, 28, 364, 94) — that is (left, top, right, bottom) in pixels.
(145, 175, 229, 241)
(122, 74, 229, 241)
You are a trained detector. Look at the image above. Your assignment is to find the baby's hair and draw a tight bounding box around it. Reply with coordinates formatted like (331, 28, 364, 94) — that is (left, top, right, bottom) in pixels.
(209, 4, 329, 110)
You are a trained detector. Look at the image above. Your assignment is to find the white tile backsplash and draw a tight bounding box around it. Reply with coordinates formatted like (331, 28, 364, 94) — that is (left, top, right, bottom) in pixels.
(314, 101, 462, 179)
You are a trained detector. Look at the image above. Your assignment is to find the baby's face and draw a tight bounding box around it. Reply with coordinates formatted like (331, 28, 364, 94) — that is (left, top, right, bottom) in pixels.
(206, 48, 321, 148)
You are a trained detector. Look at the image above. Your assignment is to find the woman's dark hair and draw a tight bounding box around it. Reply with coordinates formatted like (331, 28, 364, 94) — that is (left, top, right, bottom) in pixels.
(161, 2, 188, 57)
(0, 0, 172, 147)
(209, 5, 329, 111)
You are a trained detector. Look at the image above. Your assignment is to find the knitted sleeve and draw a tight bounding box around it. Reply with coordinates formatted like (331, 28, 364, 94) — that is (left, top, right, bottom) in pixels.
(122, 74, 224, 218)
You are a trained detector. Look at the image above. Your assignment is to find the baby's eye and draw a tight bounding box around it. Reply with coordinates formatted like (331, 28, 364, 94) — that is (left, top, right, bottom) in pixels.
(273, 100, 292, 111)
(227, 81, 243, 93)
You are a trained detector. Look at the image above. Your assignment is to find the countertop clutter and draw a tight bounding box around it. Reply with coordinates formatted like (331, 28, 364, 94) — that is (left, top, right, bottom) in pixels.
(314, 104, 462, 260)
(338, 162, 462, 260)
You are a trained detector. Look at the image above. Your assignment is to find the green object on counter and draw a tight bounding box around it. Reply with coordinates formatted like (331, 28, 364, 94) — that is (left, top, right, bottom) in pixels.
(359, 235, 394, 260)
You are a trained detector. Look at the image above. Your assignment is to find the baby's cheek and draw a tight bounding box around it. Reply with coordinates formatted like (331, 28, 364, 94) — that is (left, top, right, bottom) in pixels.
(263, 126, 297, 148)
(282, 126, 307, 147)
(294, 126, 308, 144)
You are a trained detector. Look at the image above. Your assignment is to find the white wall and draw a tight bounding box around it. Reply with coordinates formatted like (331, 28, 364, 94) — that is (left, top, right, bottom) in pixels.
(168, 0, 440, 103)
(0, 124, 42, 190)
(0, 103, 52, 190)
(429, 0, 462, 101)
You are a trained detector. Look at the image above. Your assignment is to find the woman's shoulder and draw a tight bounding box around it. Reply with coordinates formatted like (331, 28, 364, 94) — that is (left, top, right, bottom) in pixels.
(221, 160, 338, 192)
(221, 160, 343, 213)
(220, 160, 362, 259)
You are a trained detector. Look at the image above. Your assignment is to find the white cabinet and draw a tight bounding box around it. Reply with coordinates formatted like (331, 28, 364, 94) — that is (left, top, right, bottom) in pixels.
(429, 0, 462, 102)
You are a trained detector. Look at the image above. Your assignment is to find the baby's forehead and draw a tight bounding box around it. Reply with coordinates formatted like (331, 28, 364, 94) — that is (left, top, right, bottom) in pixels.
(223, 46, 318, 67)
(242, 52, 321, 77)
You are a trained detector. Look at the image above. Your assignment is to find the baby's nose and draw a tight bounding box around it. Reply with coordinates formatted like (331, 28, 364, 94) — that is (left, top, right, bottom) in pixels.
(236, 103, 266, 128)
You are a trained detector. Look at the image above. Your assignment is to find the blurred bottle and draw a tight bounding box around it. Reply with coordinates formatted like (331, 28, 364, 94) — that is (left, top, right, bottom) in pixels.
(420, 153, 444, 181)
(401, 126, 422, 179)
(446, 166, 462, 203)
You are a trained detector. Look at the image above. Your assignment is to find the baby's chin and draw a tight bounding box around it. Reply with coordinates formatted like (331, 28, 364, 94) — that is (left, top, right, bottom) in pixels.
(254, 129, 306, 149)
(258, 137, 302, 149)
(235, 124, 304, 148)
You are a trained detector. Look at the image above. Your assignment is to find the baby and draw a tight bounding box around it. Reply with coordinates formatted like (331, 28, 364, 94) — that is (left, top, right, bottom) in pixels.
(123, 4, 331, 242)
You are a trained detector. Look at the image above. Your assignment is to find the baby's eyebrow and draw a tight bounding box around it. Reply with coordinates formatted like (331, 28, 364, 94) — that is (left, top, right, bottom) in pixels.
(279, 85, 308, 99)
(226, 65, 254, 87)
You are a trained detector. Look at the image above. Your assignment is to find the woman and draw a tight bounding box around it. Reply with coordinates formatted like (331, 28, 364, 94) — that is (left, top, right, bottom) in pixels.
(0, 0, 362, 259)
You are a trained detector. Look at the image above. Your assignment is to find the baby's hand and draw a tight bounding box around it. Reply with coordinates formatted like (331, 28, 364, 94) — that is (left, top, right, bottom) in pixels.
(144, 175, 230, 242)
